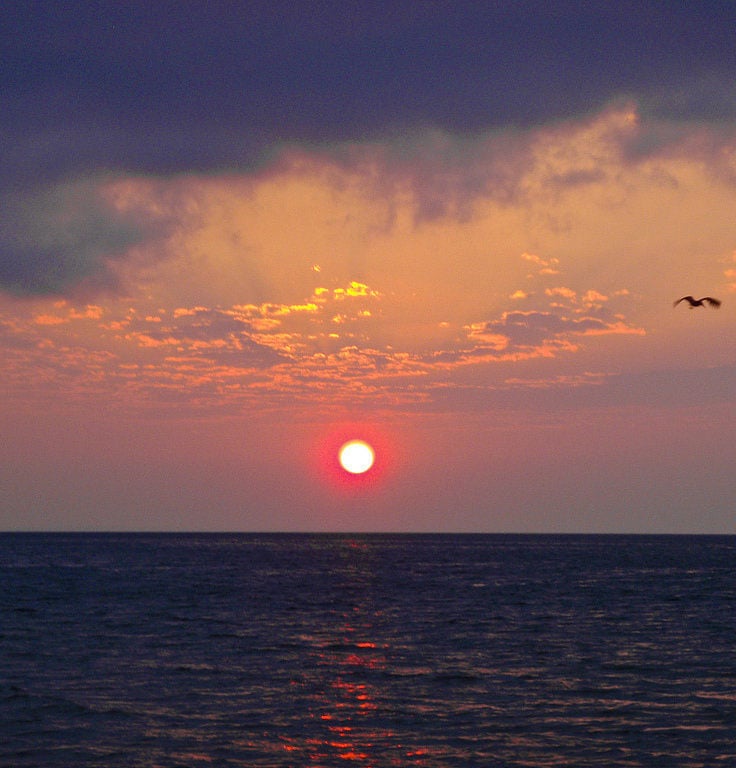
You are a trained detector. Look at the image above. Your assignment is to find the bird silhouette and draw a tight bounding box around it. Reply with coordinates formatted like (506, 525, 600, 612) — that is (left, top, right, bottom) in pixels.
(673, 295, 721, 309)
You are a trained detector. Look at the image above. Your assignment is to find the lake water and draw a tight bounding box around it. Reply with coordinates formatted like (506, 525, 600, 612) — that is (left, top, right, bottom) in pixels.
(2, 533, 735, 766)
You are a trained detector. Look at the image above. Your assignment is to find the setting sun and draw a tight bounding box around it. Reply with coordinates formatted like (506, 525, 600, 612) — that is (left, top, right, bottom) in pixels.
(339, 440, 375, 474)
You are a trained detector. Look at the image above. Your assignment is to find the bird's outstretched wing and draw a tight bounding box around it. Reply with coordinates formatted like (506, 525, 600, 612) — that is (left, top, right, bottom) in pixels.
(703, 296, 721, 307)
(673, 296, 695, 307)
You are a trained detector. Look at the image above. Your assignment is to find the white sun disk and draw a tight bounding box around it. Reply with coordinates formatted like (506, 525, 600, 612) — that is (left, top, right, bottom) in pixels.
(339, 440, 375, 474)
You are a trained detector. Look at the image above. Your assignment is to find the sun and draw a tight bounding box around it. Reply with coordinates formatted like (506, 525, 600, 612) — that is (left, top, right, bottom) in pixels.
(313, 426, 390, 490)
(338, 440, 375, 474)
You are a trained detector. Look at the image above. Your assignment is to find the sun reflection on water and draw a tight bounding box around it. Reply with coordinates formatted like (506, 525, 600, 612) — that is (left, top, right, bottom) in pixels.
(278, 543, 425, 766)
(280, 630, 397, 764)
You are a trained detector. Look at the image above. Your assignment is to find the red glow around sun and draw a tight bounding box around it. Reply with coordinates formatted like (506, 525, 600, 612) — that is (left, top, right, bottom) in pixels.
(313, 424, 393, 491)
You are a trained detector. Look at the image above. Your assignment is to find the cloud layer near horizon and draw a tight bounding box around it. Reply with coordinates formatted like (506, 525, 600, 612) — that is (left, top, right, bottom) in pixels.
(3, 105, 736, 417)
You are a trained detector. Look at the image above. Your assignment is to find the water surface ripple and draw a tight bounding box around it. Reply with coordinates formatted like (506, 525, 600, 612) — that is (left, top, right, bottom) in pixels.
(2, 533, 735, 766)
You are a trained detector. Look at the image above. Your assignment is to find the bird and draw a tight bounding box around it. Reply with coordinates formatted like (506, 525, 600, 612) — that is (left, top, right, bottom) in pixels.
(673, 295, 721, 309)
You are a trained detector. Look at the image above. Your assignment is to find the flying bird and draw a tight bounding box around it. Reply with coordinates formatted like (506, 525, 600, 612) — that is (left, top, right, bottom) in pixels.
(673, 295, 721, 309)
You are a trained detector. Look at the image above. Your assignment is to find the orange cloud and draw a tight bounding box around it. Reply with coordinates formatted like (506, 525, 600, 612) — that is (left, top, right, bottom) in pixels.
(10, 103, 736, 417)
(522, 252, 560, 276)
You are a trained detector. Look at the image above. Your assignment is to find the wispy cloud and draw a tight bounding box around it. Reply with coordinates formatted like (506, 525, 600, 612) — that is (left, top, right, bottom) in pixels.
(0, 177, 169, 296)
(1, 256, 643, 414)
(3, 102, 735, 418)
(5, 104, 736, 304)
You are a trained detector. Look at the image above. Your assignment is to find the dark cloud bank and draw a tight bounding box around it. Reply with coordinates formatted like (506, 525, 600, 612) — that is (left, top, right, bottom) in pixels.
(3, 1, 736, 183)
(3, 1, 736, 297)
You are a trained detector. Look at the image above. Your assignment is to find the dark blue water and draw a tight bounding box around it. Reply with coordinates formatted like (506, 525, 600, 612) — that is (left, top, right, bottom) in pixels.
(2, 534, 736, 767)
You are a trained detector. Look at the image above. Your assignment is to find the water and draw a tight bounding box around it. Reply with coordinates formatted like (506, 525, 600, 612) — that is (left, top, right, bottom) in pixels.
(2, 533, 735, 767)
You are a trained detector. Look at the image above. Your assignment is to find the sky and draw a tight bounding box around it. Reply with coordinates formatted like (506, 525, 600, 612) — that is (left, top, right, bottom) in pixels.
(2, 1, 736, 532)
